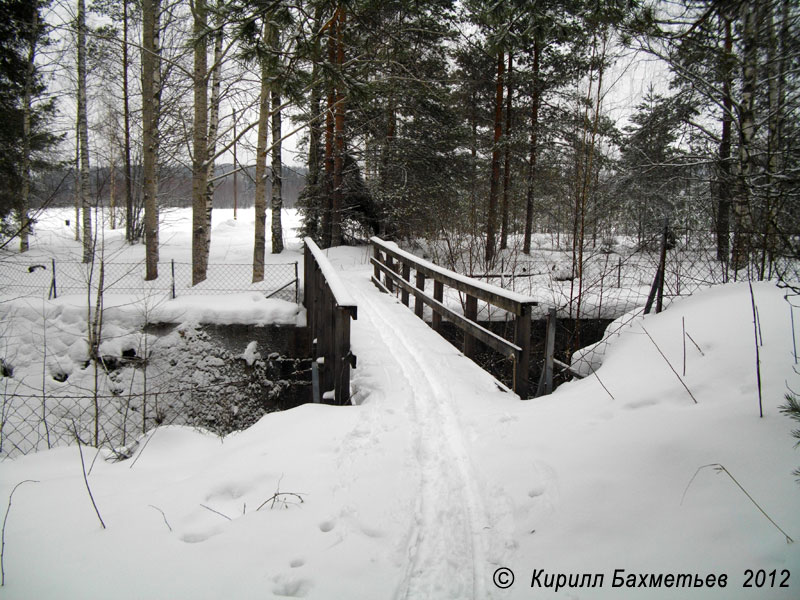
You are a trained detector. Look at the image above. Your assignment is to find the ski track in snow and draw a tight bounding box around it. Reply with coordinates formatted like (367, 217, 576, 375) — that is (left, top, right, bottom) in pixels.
(345, 272, 489, 600)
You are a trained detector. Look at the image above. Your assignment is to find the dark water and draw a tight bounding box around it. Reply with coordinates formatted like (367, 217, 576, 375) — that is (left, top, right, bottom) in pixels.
(438, 317, 613, 396)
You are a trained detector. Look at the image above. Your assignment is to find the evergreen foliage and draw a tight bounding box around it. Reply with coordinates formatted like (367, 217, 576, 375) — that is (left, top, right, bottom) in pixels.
(0, 0, 58, 244)
(780, 391, 800, 481)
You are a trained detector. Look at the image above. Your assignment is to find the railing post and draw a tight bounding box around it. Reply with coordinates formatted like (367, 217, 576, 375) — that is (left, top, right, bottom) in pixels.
(514, 303, 532, 398)
(386, 255, 395, 293)
(333, 307, 353, 404)
(536, 307, 556, 397)
(303, 242, 314, 353)
(373, 243, 381, 283)
(464, 294, 478, 359)
(401, 262, 411, 306)
(414, 271, 425, 318)
(431, 280, 443, 333)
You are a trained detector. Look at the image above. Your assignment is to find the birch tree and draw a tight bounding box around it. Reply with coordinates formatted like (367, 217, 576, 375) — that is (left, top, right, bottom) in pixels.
(141, 0, 160, 280)
(77, 0, 92, 263)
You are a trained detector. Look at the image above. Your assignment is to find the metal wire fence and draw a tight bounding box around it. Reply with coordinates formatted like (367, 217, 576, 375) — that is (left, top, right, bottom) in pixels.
(0, 349, 311, 460)
(0, 259, 303, 458)
(0, 259, 299, 303)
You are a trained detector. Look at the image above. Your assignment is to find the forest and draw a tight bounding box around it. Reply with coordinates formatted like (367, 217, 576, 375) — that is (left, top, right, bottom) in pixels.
(0, 0, 798, 289)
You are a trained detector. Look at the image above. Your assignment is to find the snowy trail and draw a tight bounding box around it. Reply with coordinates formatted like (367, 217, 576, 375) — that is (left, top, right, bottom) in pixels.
(340, 267, 491, 599)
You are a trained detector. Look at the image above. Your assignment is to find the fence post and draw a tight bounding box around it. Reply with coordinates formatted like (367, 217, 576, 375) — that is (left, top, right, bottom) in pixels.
(49, 258, 57, 299)
(171, 259, 176, 299)
(464, 294, 478, 359)
(294, 261, 299, 304)
(514, 303, 532, 398)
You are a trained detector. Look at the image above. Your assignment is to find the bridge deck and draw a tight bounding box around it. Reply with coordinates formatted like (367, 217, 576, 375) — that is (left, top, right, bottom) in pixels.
(325, 245, 519, 598)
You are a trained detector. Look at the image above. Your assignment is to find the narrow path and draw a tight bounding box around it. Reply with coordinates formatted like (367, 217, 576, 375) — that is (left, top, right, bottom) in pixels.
(340, 267, 491, 599)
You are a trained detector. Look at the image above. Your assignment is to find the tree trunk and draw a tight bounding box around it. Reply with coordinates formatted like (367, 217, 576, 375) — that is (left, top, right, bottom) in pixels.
(204, 8, 223, 268)
(321, 12, 336, 248)
(142, 0, 161, 280)
(715, 12, 732, 263)
(78, 0, 92, 264)
(500, 51, 513, 251)
(762, 2, 781, 277)
(74, 117, 79, 242)
(18, 7, 37, 253)
(305, 4, 324, 239)
(252, 22, 271, 282)
(331, 5, 346, 247)
(731, 1, 759, 273)
(271, 88, 284, 253)
(486, 50, 504, 264)
(109, 147, 116, 229)
(123, 0, 134, 243)
(191, 0, 209, 285)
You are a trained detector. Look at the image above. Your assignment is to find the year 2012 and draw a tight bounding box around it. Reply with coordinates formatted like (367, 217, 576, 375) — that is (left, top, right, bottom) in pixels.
(743, 569, 790, 588)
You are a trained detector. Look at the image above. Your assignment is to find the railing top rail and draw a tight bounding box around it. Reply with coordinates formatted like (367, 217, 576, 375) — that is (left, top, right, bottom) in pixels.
(304, 237, 357, 314)
(370, 236, 537, 314)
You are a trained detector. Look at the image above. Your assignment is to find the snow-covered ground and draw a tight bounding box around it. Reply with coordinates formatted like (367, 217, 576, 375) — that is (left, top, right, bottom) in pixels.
(0, 208, 799, 599)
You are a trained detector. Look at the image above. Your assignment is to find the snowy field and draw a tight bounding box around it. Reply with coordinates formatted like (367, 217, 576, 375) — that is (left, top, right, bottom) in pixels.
(0, 207, 799, 598)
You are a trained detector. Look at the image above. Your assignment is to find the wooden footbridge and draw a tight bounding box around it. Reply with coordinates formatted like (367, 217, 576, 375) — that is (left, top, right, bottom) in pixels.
(303, 236, 557, 405)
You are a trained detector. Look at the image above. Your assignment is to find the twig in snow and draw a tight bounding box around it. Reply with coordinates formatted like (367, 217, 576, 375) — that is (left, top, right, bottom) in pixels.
(681, 463, 794, 544)
(87, 446, 103, 476)
(72, 422, 106, 529)
(148, 505, 173, 532)
(749, 282, 763, 418)
(257, 478, 306, 510)
(129, 428, 159, 469)
(1, 480, 39, 586)
(256, 492, 306, 511)
(641, 325, 698, 404)
(682, 317, 686, 377)
(684, 331, 705, 356)
(199, 504, 232, 521)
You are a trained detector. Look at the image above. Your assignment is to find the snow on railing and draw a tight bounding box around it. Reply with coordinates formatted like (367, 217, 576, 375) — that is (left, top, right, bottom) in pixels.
(302, 237, 357, 405)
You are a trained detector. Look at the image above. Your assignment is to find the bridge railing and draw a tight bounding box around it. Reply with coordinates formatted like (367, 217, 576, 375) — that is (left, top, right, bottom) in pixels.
(370, 236, 537, 398)
(303, 237, 357, 405)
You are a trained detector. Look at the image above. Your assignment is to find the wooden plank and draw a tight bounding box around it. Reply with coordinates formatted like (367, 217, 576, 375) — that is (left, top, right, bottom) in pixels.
(401, 262, 411, 307)
(414, 271, 425, 318)
(514, 303, 532, 398)
(535, 306, 556, 397)
(333, 307, 352, 404)
(464, 294, 478, 359)
(371, 274, 390, 294)
(371, 258, 521, 359)
(386, 255, 395, 293)
(304, 236, 357, 315)
(373, 244, 381, 284)
(432, 279, 443, 333)
(371, 237, 537, 315)
(553, 358, 585, 379)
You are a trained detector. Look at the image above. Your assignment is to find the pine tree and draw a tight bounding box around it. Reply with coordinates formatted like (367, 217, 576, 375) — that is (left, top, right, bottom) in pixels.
(780, 392, 800, 481)
(0, 0, 58, 248)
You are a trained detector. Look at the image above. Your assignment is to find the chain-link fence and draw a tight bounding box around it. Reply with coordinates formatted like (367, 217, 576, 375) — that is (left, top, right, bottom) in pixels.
(0, 324, 312, 460)
(0, 259, 305, 459)
(0, 259, 299, 303)
(416, 225, 800, 395)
